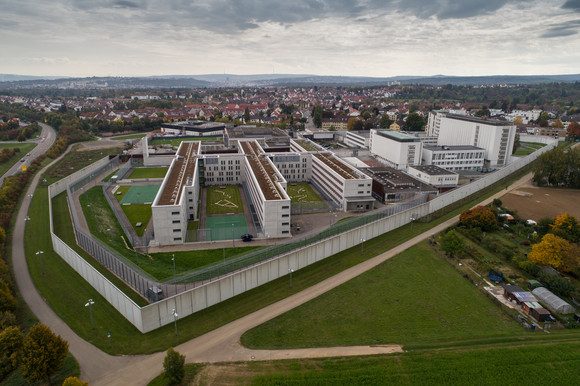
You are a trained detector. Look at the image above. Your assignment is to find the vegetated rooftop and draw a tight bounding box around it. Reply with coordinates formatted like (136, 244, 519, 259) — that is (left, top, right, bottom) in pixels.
(157, 141, 199, 206)
(240, 141, 286, 200)
(314, 153, 359, 180)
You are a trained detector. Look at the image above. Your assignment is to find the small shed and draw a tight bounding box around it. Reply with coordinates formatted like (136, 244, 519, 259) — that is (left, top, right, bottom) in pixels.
(527, 280, 542, 291)
(532, 287, 575, 314)
(503, 284, 524, 303)
(530, 307, 552, 322)
(521, 301, 543, 314)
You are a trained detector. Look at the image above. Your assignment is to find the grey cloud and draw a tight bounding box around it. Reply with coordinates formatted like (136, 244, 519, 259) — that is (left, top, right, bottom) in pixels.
(113, 1, 142, 9)
(394, 0, 518, 19)
(562, 0, 580, 11)
(541, 19, 580, 38)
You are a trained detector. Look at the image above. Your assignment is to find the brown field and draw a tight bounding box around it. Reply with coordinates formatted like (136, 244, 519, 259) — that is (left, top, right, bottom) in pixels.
(500, 185, 580, 221)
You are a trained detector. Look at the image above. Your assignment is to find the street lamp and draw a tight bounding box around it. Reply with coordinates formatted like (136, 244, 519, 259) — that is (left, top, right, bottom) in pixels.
(36, 250, 44, 274)
(172, 254, 176, 283)
(360, 238, 365, 255)
(85, 299, 95, 329)
(289, 268, 294, 288)
(410, 217, 416, 232)
(232, 223, 235, 248)
(172, 308, 179, 336)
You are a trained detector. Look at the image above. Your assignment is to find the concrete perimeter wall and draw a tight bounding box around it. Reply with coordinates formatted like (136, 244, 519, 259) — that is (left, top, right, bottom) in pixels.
(50, 140, 557, 333)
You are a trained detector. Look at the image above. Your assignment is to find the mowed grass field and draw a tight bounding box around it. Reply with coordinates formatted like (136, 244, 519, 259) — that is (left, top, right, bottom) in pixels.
(121, 204, 152, 236)
(514, 141, 546, 156)
(127, 167, 168, 179)
(206, 185, 244, 214)
(241, 242, 524, 349)
(287, 182, 323, 202)
(150, 137, 220, 146)
(177, 342, 580, 384)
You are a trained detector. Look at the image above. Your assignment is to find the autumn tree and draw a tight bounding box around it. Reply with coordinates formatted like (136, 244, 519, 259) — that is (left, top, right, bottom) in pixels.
(20, 324, 69, 383)
(459, 206, 497, 231)
(0, 326, 24, 379)
(567, 121, 580, 139)
(551, 213, 580, 243)
(163, 348, 185, 385)
(62, 376, 88, 386)
(552, 118, 564, 129)
(347, 117, 363, 131)
(528, 233, 580, 273)
(440, 230, 465, 257)
(513, 116, 523, 125)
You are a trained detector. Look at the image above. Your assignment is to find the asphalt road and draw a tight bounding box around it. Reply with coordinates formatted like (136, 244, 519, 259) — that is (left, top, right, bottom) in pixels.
(0, 122, 56, 186)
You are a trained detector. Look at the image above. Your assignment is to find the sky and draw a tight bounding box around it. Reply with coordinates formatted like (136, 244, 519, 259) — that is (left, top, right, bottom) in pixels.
(1, 0, 580, 78)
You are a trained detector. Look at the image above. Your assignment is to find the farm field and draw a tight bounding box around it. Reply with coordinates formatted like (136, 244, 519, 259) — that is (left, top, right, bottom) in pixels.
(127, 166, 168, 179)
(206, 185, 244, 214)
(242, 242, 525, 350)
(287, 182, 323, 202)
(500, 186, 580, 220)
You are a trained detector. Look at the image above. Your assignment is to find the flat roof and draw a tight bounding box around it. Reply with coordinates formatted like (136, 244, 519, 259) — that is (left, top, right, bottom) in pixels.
(410, 165, 458, 176)
(365, 167, 436, 193)
(157, 141, 200, 206)
(424, 145, 484, 151)
(162, 121, 226, 131)
(443, 113, 514, 127)
(376, 130, 420, 142)
(226, 125, 289, 139)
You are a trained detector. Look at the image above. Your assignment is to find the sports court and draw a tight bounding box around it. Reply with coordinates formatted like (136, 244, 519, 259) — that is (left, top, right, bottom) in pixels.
(204, 215, 248, 241)
(119, 185, 160, 204)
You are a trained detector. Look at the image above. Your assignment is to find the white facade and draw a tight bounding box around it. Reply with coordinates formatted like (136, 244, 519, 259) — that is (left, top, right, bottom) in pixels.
(407, 165, 459, 188)
(345, 131, 369, 148)
(369, 129, 423, 170)
(427, 112, 516, 167)
(422, 145, 485, 171)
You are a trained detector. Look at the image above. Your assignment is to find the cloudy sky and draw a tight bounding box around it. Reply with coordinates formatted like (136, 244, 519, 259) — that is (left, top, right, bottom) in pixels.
(1, 0, 579, 78)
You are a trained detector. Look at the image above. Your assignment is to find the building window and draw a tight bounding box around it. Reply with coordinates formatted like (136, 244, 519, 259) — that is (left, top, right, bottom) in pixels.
(171, 211, 180, 215)
(173, 237, 182, 241)
(282, 205, 289, 209)
(282, 230, 290, 234)
(282, 214, 289, 218)
(173, 229, 181, 233)
(172, 220, 180, 224)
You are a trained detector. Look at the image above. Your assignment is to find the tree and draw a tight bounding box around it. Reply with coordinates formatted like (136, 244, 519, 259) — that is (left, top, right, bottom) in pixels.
(512, 133, 520, 154)
(551, 213, 580, 243)
(243, 107, 250, 123)
(62, 376, 88, 386)
(492, 198, 502, 208)
(552, 118, 564, 129)
(347, 117, 363, 131)
(379, 114, 392, 128)
(532, 147, 568, 186)
(312, 105, 322, 128)
(0, 326, 24, 379)
(440, 230, 465, 257)
(163, 348, 185, 385)
(567, 121, 580, 139)
(513, 116, 523, 125)
(528, 233, 580, 273)
(20, 324, 69, 383)
(459, 206, 497, 232)
(404, 112, 425, 131)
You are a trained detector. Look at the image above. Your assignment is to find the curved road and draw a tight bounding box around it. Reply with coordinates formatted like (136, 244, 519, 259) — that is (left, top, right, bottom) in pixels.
(12, 145, 537, 385)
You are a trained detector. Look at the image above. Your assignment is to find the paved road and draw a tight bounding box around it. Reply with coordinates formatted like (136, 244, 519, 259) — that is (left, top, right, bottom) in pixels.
(13, 153, 536, 385)
(0, 122, 56, 186)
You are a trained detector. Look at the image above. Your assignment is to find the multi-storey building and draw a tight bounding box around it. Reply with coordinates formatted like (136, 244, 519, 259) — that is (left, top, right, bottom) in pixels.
(369, 129, 423, 170)
(427, 111, 516, 168)
(422, 145, 485, 171)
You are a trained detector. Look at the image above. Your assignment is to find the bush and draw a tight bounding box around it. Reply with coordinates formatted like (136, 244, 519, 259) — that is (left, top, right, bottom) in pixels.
(0, 326, 24, 379)
(163, 348, 185, 385)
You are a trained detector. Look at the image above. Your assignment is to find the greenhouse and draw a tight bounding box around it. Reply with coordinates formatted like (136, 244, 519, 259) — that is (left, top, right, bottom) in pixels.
(532, 287, 574, 314)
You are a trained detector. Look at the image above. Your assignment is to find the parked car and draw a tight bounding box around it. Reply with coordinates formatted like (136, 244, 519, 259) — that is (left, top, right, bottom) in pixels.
(241, 234, 253, 242)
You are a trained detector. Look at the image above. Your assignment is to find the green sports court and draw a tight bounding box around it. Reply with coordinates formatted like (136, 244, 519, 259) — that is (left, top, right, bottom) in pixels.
(204, 215, 249, 241)
(119, 185, 160, 204)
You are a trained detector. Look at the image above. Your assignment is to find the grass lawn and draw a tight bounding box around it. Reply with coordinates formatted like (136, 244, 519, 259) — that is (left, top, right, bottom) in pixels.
(127, 167, 168, 179)
(114, 185, 131, 201)
(0, 142, 36, 176)
(287, 182, 323, 203)
(184, 341, 580, 385)
(206, 185, 243, 214)
(514, 142, 546, 156)
(110, 133, 148, 140)
(121, 204, 152, 236)
(45, 147, 121, 184)
(150, 137, 220, 146)
(241, 242, 525, 350)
